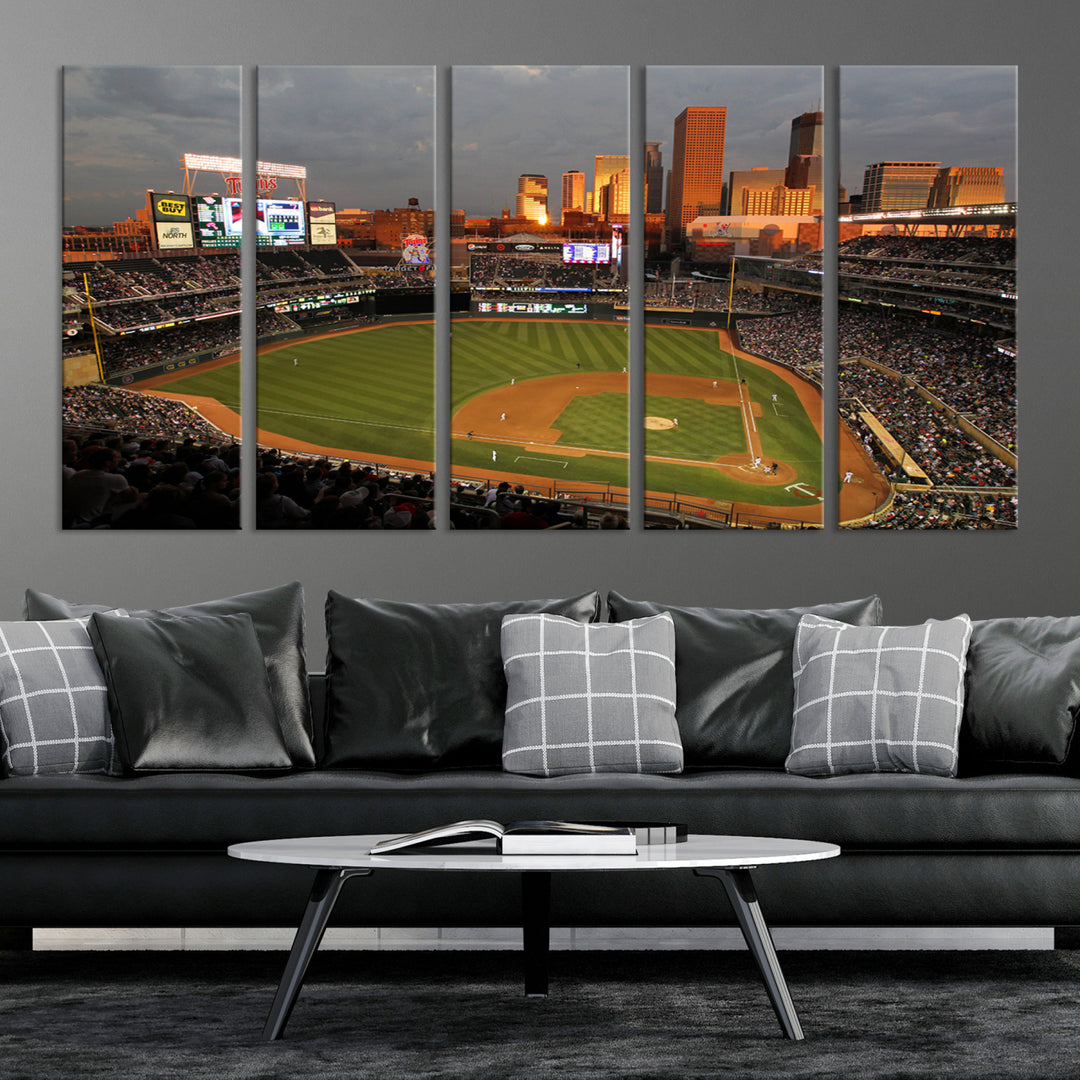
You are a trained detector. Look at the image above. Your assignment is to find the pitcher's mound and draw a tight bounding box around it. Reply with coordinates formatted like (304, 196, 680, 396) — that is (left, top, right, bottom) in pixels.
(645, 416, 676, 430)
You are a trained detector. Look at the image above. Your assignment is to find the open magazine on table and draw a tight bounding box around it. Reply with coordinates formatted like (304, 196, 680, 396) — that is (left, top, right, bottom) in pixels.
(368, 820, 687, 856)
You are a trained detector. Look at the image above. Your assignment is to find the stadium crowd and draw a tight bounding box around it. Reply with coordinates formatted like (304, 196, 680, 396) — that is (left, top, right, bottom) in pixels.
(734, 295, 822, 379)
(838, 310, 1016, 449)
(837, 235, 1014, 265)
(470, 255, 619, 293)
(62, 389, 240, 530)
(840, 366, 1015, 488)
(856, 489, 1017, 529)
(249, 450, 622, 530)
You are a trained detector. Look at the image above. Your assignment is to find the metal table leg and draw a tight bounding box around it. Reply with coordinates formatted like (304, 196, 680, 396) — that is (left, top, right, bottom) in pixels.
(262, 867, 371, 1041)
(521, 870, 552, 997)
(694, 867, 805, 1040)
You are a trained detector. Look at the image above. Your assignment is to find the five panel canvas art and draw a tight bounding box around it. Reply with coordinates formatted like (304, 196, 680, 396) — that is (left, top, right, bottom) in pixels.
(61, 65, 1016, 531)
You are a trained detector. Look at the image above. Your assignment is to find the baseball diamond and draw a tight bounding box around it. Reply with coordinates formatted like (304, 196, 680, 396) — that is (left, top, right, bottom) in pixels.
(143, 318, 853, 522)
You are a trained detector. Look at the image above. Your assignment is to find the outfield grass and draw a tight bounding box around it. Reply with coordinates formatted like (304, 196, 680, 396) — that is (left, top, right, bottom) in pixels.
(157, 364, 240, 410)
(153, 318, 822, 506)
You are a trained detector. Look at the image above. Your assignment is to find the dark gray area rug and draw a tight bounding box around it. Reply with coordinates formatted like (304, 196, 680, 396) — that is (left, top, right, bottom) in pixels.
(1, 948, 1077, 1079)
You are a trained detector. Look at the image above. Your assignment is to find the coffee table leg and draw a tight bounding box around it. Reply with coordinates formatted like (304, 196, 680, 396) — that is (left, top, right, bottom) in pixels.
(521, 871, 552, 997)
(694, 868, 804, 1040)
(262, 867, 370, 1041)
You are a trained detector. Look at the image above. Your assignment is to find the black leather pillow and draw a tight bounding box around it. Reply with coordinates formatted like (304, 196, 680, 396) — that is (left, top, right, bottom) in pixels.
(24, 583, 314, 768)
(87, 610, 292, 773)
(607, 593, 883, 768)
(323, 590, 602, 770)
(960, 616, 1080, 773)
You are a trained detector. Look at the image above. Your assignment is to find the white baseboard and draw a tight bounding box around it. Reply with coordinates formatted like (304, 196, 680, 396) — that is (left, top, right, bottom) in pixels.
(31, 925, 1055, 951)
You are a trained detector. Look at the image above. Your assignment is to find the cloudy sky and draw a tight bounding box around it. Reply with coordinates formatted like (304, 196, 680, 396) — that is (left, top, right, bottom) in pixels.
(452, 66, 628, 219)
(840, 66, 1016, 199)
(64, 66, 241, 227)
(64, 64, 1017, 228)
(258, 67, 434, 210)
(64, 66, 436, 227)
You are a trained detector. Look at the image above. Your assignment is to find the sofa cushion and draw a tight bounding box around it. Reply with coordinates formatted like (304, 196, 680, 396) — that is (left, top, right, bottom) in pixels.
(501, 612, 682, 777)
(23, 583, 314, 768)
(961, 616, 1080, 772)
(606, 593, 882, 768)
(88, 610, 291, 773)
(323, 590, 601, 770)
(786, 614, 972, 778)
(0, 619, 120, 777)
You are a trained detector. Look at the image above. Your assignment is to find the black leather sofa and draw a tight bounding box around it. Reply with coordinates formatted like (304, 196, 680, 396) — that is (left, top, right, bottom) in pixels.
(4, 586, 1080, 936)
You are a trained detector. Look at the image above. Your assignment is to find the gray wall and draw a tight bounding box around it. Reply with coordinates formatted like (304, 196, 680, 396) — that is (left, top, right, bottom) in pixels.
(2, 0, 1069, 660)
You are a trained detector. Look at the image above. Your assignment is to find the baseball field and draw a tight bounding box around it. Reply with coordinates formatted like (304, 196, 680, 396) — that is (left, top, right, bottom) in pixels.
(145, 317, 826, 515)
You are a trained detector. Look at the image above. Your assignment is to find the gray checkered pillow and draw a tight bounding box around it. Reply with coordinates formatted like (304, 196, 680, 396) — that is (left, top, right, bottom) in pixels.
(786, 613, 972, 778)
(501, 612, 682, 777)
(0, 620, 120, 776)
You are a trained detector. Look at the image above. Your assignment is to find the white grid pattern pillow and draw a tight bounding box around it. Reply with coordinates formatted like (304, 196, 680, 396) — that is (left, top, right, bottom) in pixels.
(501, 612, 682, 777)
(786, 613, 972, 778)
(0, 619, 120, 776)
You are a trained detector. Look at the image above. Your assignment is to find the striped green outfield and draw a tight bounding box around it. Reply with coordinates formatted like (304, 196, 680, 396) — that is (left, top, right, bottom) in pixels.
(151, 318, 822, 506)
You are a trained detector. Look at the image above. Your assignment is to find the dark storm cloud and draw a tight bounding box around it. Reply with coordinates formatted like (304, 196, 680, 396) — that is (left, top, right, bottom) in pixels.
(646, 66, 823, 179)
(64, 66, 240, 227)
(452, 66, 629, 218)
(841, 66, 1016, 199)
(257, 66, 435, 210)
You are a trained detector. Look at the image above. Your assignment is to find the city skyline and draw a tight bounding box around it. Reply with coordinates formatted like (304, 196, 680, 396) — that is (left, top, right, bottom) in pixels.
(453, 66, 628, 220)
(64, 64, 1017, 231)
(840, 66, 1016, 201)
(646, 66, 823, 196)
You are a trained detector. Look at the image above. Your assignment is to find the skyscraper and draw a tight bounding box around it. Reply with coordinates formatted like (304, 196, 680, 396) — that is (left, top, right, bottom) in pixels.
(785, 111, 823, 214)
(861, 162, 941, 212)
(561, 170, 585, 219)
(644, 142, 663, 215)
(515, 174, 548, 223)
(666, 106, 726, 244)
(788, 111, 823, 159)
(927, 166, 1006, 208)
(729, 166, 786, 216)
(593, 154, 629, 221)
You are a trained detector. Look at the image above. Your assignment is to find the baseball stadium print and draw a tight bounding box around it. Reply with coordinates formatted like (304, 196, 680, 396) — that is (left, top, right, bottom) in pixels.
(836, 66, 1017, 530)
(451, 66, 632, 528)
(59, 63, 1016, 533)
(644, 66, 825, 529)
(252, 66, 436, 530)
(62, 67, 243, 529)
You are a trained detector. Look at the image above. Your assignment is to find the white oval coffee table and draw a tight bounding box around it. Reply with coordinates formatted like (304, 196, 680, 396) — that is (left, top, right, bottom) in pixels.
(229, 833, 840, 1042)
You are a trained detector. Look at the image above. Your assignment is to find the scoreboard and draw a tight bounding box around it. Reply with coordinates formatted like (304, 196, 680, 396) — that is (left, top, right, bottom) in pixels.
(260, 199, 306, 245)
(193, 196, 233, 247)
(191, 195, 307, 247)
(476, 301, 587, 315)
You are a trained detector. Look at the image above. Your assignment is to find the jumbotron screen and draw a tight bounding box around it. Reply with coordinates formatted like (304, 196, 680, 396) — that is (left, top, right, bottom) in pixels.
(193, 196, 236, 248)
(261, 199, 306, 245)
(217, 197, 306, 246)
(562, 242, 610, 264)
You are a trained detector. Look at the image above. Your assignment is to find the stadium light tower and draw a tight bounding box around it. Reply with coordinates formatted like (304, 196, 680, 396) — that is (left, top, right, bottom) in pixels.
(182, 153, 307, 200)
